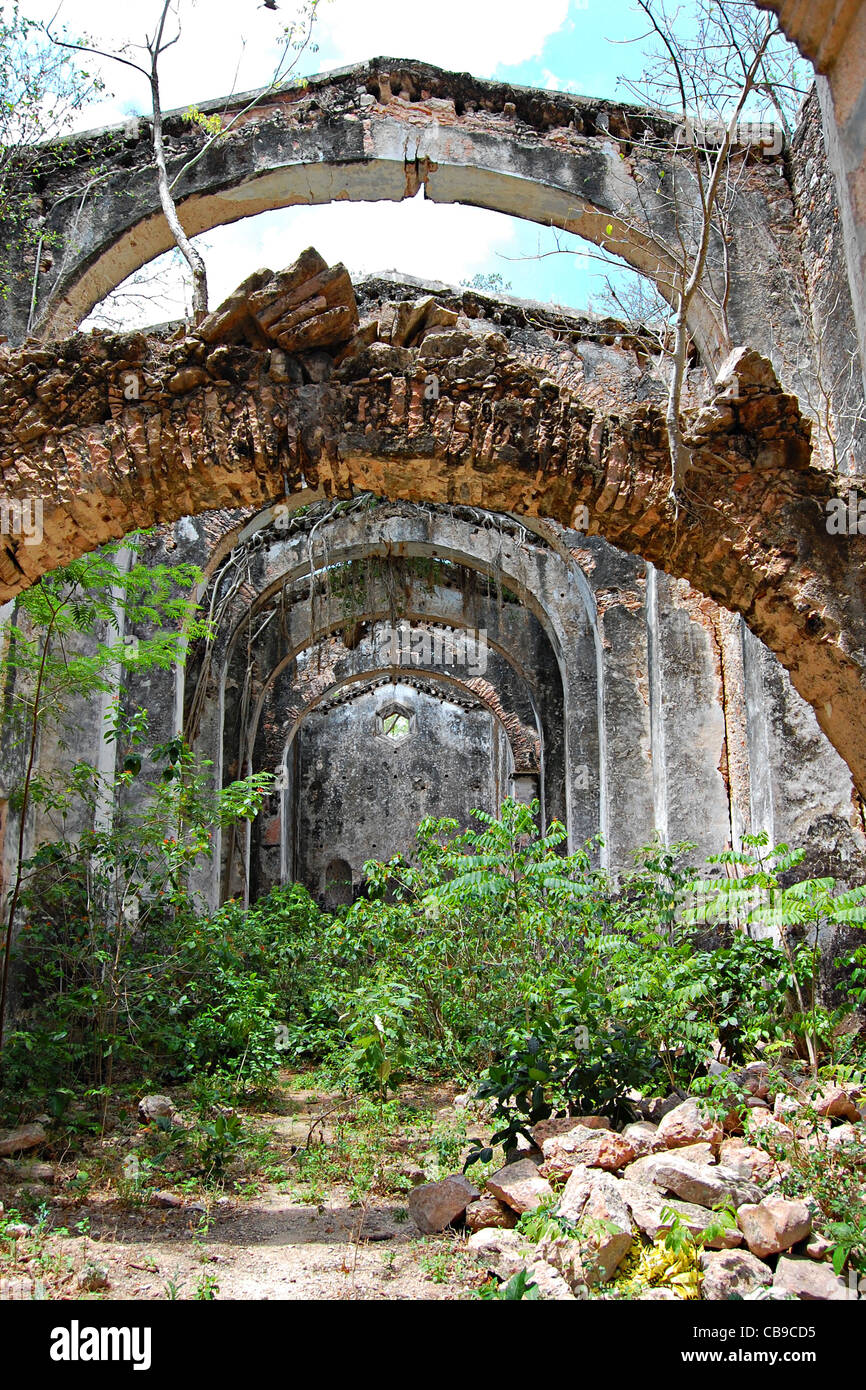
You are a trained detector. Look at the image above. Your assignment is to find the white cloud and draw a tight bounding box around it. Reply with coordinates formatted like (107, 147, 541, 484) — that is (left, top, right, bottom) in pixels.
(215, 193, 517, 288)
(319, 0, 569, 75)
(35, 0, 554, 331)
(540, 70, 580, 93)
(24, 0, 327, 127)
(27, 0, 570, 134)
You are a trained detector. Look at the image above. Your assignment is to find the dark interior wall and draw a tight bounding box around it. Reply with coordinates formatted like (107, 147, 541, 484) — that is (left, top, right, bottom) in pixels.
(290, 682, 511, 902)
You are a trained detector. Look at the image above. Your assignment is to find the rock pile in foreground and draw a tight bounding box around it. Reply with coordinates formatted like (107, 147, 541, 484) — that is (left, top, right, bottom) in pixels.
(408, 1069, 866, 1301)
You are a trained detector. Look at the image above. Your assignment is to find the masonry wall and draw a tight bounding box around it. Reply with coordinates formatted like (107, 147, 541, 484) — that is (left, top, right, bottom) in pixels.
(791, 87, 866, 473)
(290, 682, 510, 900)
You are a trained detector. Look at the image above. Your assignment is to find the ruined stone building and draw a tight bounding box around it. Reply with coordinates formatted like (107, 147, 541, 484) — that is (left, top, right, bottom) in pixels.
(1, 9, 865, 912)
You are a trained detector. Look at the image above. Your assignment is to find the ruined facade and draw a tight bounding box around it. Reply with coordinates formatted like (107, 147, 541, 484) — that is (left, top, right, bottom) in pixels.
(1, 49, 865, 914)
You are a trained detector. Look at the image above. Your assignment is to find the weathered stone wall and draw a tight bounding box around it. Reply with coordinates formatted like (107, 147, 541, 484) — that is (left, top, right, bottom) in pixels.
(759, 0, 866, 401)
(0, 57, 804, 386)
(790, 88, 866, 473)
(288, 681, 509, 902)
(5, 266, 866, 802)
(3, 33, 866, 911)
(154, 492, 865, 905)
(4, 473, 863, 920)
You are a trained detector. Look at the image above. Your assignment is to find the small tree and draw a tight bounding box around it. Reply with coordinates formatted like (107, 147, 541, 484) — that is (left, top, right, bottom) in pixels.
(521, 1, 809, 509)
(684, 832, 866, 1077)
(0, 536, 209, 1052)
(46, 0, 321, 323)
(0, 2, 105, 318)
(613, 0, 806, 506)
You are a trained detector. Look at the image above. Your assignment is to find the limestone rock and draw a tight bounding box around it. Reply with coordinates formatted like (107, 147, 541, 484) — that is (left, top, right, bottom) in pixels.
(393, 1162, 426, 1186)
(556, 1164, 594, 1223)
(333, 320, 378, 366)
(773, 1256, 855, 1300)
(77, 1262, 110, 1292)
(550, 1168, 634, 1283)
(736, 1197, 812, 1259)
(718, 1138, 779, 1185)
(389, 296, 459, 347)
(773, 1093, 802, 1125)
(526, 1258, 578, 1300)
(417, 327, 479, 360)
(729, 1062, 771, 1100)
(196, 268, 273, 343)
(137, 1095, 176, 1125)
(657, 1098, 723, 1153)
(620, 1120, 663, 1157)
(408, 1174, 479, 1234)
(535, 1234, 589, 1294)
(623, 1153, 761, 1209)
(466, 1227, 522, 1255)
(152, 1190, 184, 1208)
(0, 1158, 54, 1181)
(633, 1094, 683, 1124)
(541, 1127, 636, 1179)
(464, 1195, 517, 1232)
(531, 1115, 611, 1146)
(247, 249, 359, 353)
(619, 1179, 742, 1250)
(715, 346, 780, 396)
(669, 1141, 715, 1166)
(700, 1249, 773, 1300)
(744, 1111, 793, 1153)
(485, 1158, 553, 1213)
(805, 1232, 833, 1260)
(578, 1173, 635, 1283)
(466, 1227, 526, 1280)
(0, 1123, 47, 1157)
(196, 246, 361, 355)
(503, 1132, 543, 1164)
(825, 1123, 866, 1161)
(814, 1085, 860, 1122)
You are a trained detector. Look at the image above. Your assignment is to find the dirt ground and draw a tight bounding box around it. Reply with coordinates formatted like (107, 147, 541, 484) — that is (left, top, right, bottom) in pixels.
(19, 1189, 476, 1301)
(0, 1073, 487, 1301)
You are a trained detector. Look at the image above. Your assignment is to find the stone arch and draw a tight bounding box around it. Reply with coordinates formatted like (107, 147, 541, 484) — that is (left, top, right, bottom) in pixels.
(1, 60, 800, 370)
(224, 609, 555, 905)
(1, 277, 864, 811)
(186, 500, 594, 858)
(202, 501, 600, 674)
(273, 663, 534, 768)
(211, 547, 579, 845)
(322, 856, 353, 909)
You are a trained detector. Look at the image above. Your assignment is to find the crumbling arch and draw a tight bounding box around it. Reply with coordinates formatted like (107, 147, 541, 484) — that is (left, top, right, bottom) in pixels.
(275, 663, 534, 768)
(203, 501, 600, 673)
(201, 510, 593, 845)
(1, 276, 864, 812)
(322, 856, 353, 909)
(1, 59, 798, 369)
(221, 602, 561, 905)
(248, 619, 544, 771)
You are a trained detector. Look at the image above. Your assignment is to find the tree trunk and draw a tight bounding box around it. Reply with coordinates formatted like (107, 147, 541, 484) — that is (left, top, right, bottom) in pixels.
(150, 71, 208, 321)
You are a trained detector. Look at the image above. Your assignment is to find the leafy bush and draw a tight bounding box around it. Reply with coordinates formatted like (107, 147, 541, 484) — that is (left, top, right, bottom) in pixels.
(4, 786, 866, 1151)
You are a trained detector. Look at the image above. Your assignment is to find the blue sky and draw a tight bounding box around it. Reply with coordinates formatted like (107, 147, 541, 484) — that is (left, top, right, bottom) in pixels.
(20, 1, 793, 325)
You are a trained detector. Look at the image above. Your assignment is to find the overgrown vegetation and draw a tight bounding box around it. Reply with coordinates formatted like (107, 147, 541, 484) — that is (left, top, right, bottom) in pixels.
(3, 769, 865, 1132)
(0, 548, 865, 1295)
